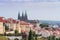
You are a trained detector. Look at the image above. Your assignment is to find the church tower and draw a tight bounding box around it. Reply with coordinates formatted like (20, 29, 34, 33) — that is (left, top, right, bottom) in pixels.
(18, 11, 28, 21)
(18, 12, 22, 20)
(18, 12, 20, 20)
(25, 11, 28, 21)
(22, 12, 25, 21)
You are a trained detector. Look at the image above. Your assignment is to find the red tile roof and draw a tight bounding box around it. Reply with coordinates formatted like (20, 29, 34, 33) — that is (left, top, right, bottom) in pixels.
(0, 17, 4, 22)
(20, 21, 31, 25)
(3, 20, 10, 23)
(7, 18, 13, 21)
(12, 20, 16, 23)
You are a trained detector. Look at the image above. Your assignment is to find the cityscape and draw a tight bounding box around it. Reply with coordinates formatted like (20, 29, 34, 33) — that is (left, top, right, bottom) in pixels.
(0, 12, 60, 40)
(0, 0, 60, 40)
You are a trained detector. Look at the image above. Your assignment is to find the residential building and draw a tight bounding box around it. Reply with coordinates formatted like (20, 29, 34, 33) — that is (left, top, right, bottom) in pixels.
(20, 21, 33, 33)
(0, 17, 5, 34)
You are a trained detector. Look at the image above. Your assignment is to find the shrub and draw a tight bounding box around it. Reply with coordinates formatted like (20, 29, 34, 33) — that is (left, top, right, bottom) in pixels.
(14, 30, 19, 34)
(7, 33, 12, 36)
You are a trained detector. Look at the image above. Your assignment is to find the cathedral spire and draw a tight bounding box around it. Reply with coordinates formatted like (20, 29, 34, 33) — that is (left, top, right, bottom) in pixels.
(25, 11, 28, 21)
(22, 11, 24, 21)
(18, 12, 20, 20)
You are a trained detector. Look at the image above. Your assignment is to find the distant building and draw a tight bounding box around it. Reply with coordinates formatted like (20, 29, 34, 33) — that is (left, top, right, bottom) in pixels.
(4, 18, 21, 34)
(40, 30, 51, 37)
(3, 18, 34, 34)
(53, 25, 59, 28)
(17, 11, 39, 24)
(18, 11, 28, 21)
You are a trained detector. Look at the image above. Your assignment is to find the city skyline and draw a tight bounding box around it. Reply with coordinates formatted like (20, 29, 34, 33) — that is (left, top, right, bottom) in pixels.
(0, 0, 60, 21)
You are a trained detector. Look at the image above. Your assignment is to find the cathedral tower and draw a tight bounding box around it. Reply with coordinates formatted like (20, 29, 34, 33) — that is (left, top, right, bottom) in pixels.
(25, 11, 28, 21)
(18, 12, 20, 20)
(22, 12, 24, 19)
(18, 11, 28, 21)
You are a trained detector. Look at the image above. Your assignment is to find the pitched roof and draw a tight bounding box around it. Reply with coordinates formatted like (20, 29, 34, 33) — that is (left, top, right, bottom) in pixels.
(12, 20, 17, 23)
(3, 20, 10, 23)
(20, 21, 32, 25)
(0, 17, 4, 22)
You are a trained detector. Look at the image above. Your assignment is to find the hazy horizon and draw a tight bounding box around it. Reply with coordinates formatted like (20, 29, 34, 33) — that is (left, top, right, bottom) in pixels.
(0, 0, 60, 21)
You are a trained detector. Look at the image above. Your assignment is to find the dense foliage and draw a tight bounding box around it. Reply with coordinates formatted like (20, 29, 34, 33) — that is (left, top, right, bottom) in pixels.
(4, 23, 9, 30)
(28, 29, 35, 40)
(40, 23, 49, 28)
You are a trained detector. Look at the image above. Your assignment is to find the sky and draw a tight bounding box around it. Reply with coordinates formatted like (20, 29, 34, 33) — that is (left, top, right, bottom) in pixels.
(0, 0, 60, 21)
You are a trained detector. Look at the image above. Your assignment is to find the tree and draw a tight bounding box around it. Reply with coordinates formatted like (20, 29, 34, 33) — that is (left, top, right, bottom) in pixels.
(35, 34, 38, 40)
(47, 36, 50, 40)
(14, 29, 19, 36)
(28, 29, 34, 40)
(59, 37, 60, 40)
(33, 31, 35, 37)
(48, 36, 56, 40)
(39, 23, 49, 28)
(15, 30, 18, 34)
(56, 38, 59, 40)
(4, 23, 9, 30)
(52, 36, 56, 40)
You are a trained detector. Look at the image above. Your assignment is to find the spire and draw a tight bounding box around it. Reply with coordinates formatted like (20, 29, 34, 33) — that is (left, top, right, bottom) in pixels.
(22, 12, 24, 21)
(25, 11, 28, 21)
(22, 12, 24, 19)
(18, 12, 20, 20)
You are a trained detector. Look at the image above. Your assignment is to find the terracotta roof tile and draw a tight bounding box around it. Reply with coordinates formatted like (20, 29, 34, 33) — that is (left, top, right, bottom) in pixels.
(0, 17, 4, 22)
(12, 20, 16, 23)
(20, 21, 30, 25)
(3, 20, 10, 23)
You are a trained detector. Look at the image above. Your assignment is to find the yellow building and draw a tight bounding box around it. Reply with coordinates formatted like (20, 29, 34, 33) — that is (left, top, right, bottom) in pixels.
(0, 17, 5, 34)
(16, 20, 21, 33)
(20, 21, 33, 33)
